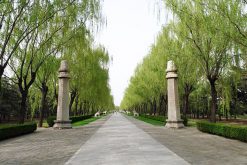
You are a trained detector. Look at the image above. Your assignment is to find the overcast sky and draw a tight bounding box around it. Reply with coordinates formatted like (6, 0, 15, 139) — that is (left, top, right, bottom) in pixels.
(95, 0, 169, 106)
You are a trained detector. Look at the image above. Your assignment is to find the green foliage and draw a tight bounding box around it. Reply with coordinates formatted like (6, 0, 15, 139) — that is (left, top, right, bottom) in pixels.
(138, 114, 188, 126)
(127, 112, 134, 116)
(181, 116, 188, 126)
(120, 26, 170, 111)
(64, 43, 114, 114)
(238, 115, 247, 119)
(187, 119, 198, 127)
(196, 121, 247, 142)
(0, 1, 114, 123)
(140, 114, 166, 122)
(72, 117, 101, 127)
(135, 116, 164, 126)
(47, 114, 94, 127)
(122, 0, 247, 122)
(70, 115, 94, 123)
(0, 78, 21, 121)
(0, 122, 37, 140)
(47, 116, 56, 127)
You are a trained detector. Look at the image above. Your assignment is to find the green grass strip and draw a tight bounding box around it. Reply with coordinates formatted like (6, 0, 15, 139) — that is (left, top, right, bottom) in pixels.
(135, 116, 164, 126)
(0, 122, 35, 128)
(187, 119, 200, 127)
(72, 117, 101, 127)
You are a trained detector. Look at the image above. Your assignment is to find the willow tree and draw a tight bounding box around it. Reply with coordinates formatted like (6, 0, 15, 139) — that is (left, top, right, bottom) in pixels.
(121, 23, 200, 117)
(35, 56, 60, 127)
(165, 23, 200, 116)
(64, 27, 114, 115)
(0, 1, 35, 83)
(79, 46, 113, 113)
(121, 26, 172, 115)
(217, 1, 247, 52)
(0, 1, 92, 83)
(7, 0, 103, 123)
(164, 0, 236, 122)
(215, 1, 247, 118)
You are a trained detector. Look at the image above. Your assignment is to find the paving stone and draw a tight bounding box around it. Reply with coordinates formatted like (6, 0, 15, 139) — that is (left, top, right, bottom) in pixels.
(66, 113, 189, 165)
(0, 116, 110, 165)
(2, 113, 247, 165)
(126, 115, 247, 165)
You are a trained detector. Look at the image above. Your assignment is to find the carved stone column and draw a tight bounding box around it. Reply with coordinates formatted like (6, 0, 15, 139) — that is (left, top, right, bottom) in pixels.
(53, 60, 72, 129)
(165, 60, 184, 128)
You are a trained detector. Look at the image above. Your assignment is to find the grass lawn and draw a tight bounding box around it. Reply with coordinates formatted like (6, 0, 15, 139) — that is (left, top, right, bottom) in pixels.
(33, 119, 49, 128)
(41, 122, 49, 128)
(134, 115, 198, 127)
(72, 117, 101, 127)
(187, 119, 199, 127)
(134, 116, 164, 126)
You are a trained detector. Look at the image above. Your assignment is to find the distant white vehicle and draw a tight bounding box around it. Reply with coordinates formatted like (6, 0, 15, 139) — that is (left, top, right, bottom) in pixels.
(103, 111, 107, 115)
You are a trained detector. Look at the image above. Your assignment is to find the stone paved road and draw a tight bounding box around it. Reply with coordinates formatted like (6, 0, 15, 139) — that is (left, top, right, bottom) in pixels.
(126, 115, 247, 165)
(66, 113, 189, 165)
(1, 113, 247, 165)
(0, 116, 110, 165)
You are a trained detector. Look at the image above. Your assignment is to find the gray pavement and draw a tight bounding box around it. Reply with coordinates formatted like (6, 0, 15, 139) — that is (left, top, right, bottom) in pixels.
(0, 116, 110, 165)
(126, 115, 247, 165)
(66, 113, 189, 165)
(1, 113, 247, 165)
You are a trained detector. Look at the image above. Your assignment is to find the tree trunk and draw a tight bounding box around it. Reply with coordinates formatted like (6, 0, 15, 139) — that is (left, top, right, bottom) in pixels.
(91, 103, 95, 114)
(209, 79, 217, 123)
(79, 102, 83, 115)
(0, 66, 4, 90)
(54, 87, 58, 105)
(225, 107, 228, 120)
(183, 93, 189, 117)
(183, 84, 193, 117)
(69, 91, 76, 115)
(153, 98, 157, 115)
(18, 70, 37, 124)
(149, 101, 153, 115)
(159, 94, 164, 116)
(83, 101, 87, 115)
(164, 94, 168, 116)
(219, 112, 221, 121)
(39, 83, 48, 127)
(74, 95, 79, 116)
(145, 103, 147, 114)
(19, 91, 28, 124)
(233, 97, 237, 119)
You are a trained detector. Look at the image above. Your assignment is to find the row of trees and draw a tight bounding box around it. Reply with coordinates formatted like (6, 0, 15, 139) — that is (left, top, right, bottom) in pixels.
(0, 1, 114, 126)
(121, 0, 247, 122)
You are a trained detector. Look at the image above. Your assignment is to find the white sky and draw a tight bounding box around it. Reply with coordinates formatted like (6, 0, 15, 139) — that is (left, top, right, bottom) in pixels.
(95, 0, 169, 106)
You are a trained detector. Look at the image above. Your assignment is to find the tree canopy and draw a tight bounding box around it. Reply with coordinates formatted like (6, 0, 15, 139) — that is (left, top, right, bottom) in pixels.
(0, 0, 114, 124)
(121, 0, 247, 122)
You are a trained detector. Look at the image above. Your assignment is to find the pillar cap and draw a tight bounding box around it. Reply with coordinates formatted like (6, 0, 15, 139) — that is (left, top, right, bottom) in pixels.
(58, 60, 70, 78)
(59, 60, 69, 72)
(166, 60, 177, 73)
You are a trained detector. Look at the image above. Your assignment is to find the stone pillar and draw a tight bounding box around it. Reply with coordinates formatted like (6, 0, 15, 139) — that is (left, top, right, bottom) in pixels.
(165, 60, 184, 128)
(53, 60, 72, 129)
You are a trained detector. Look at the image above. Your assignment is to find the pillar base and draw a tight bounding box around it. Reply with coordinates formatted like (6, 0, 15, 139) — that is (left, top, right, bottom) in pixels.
(165, 120, 184, 128)
(53, 120, 72, 129)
